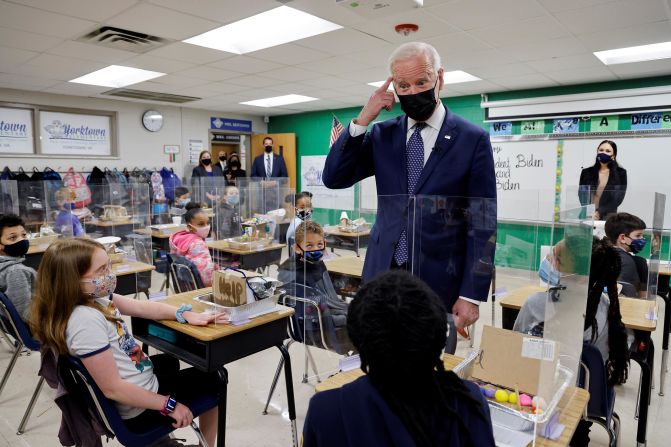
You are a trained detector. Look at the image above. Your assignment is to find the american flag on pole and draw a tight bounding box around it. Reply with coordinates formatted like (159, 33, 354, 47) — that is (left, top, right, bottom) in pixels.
(329, 115, 344, 148)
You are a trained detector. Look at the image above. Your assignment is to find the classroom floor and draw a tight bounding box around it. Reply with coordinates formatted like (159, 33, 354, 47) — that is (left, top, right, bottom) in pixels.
(0, 252, 669, 446)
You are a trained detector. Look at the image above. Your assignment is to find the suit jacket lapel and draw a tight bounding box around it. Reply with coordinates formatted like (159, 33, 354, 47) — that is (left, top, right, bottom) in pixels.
(414, 109, 459, 194)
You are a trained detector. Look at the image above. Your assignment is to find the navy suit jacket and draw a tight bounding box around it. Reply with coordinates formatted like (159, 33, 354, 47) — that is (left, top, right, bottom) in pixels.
(251, 153, 288, 178)
(322, 109, 497, 310)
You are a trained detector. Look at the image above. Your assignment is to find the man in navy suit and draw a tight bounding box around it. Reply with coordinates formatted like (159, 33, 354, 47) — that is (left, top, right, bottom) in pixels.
(251, 136, 288, 179)
(323, 42, 497, 353)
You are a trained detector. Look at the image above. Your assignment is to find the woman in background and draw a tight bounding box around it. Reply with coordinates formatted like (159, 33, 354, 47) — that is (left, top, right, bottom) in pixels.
(578, 140, 627, 221)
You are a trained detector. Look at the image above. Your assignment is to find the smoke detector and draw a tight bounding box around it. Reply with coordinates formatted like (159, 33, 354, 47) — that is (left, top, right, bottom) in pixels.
(394, 23, 419, 36)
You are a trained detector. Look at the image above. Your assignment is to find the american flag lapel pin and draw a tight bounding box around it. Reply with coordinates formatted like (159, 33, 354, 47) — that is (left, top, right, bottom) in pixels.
(445, 135, 451, 140)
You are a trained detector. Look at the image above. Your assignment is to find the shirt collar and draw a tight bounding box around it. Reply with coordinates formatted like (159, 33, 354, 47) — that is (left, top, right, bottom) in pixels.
(407, 102, 445, 132)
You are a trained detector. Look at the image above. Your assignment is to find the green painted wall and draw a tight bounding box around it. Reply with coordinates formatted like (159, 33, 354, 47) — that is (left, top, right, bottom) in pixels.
(268, 76, 671, 269)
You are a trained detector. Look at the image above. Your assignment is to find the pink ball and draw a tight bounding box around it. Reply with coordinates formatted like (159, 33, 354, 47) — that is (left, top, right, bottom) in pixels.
(519, 394, 533, 407)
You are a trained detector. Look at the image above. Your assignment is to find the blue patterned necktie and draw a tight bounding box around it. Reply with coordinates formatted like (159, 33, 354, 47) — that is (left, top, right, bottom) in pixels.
(265, 155, 272, 178)
(394, 122, 425, 266)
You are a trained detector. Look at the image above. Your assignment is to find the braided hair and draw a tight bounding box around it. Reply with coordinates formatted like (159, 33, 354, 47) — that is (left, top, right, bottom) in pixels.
(347, 270, 486, 447)
(584, 237, 629, 386)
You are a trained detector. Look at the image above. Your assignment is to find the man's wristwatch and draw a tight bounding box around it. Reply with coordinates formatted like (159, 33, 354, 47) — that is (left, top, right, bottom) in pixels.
(160, 395, 177, 416)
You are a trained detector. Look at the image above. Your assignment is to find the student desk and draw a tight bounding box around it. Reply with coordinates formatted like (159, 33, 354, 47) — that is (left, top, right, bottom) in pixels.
(112, 260, 155, 296)
(323, 228, 370, 257)
(324, 256, 364, 298)
(85, 219, 142, 237)
(131, 289, 298, 447)
(501, 287, 657, 446)
(134, 226, 185, 252)
(207, 241, 284, 272)
(314, 354, 589, 447)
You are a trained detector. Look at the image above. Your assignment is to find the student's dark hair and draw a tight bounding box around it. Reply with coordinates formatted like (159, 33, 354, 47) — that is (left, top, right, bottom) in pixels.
(0, 214, 25, 235)
(184, 202, 204, 223)
(294, 191, 312, 205)
(347, 270, 486, 447)
(263, 136, 273, 144)
(174, 186, 189, 198)
(590, 139, 620, 170)
(585, 237, 629, 386)
(604, 212, 646, 242)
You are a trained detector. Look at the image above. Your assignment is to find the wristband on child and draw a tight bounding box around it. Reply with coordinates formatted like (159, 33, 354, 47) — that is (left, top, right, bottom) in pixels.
(175, 304, 192, 323)
(160, 395, 177, 416)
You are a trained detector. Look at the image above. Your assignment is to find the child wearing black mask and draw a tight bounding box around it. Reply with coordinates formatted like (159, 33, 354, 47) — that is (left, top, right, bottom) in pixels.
(0, 214, 37, 321)
(286, 191, 313, 250)
(278, 220, 352, 354)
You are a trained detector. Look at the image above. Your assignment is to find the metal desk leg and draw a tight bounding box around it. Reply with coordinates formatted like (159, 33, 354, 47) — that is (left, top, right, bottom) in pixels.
(636, 340, 653, 447)
(660, 294, 670, 396)
(216, 367, 228, 447)
(278, 344, 298, 447)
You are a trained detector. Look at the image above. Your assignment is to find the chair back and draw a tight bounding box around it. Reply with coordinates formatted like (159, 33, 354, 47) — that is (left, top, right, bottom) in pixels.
(0, 292, 39, 351)
(579, 343, 612, 418)
(166, 253, 204, 293)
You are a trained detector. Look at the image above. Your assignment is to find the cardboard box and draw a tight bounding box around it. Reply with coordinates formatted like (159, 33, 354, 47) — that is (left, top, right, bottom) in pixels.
(471, 325, 558, 397)
(212, 268, 261, 307)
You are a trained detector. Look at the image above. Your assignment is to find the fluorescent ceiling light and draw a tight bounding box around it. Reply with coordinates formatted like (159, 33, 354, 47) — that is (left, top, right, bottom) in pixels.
(183, 6, 342, 54)
(240, 94, 318, 108)
(69, 65, 164, 88)
(368, 70, 480, 89)
(594, 41, 671, 65)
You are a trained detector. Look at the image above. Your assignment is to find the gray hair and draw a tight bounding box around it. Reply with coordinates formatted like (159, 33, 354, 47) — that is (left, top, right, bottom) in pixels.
(388, 42, 442, 75)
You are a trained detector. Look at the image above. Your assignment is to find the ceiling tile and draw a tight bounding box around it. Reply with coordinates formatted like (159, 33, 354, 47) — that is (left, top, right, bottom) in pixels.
(106, 3, 221, 40)
(427, 0, 547, 31)
(468, 63, 536, 79)
(446, 79, 505, 94)
(147, 42, 232, 65)
(0, 27, 63, 52)
(349, 8, 460, 43)
(10, 0, 139, 22)
(345, 43, 402, 67)
(447, 49, 516, 70)
(536, 0, 618, 13)
(301, 76, 360, 89)
(296, 28, 388, 56)
(261, 66, 324, 82)
(527, 53, 603, 72)
(285, 0, 373, 27)
(0, 45, 39, 70)
(247, 44, 330, 66)
(544, 66, 618, 85)
(338, 67, 391, 83)
(295, 56, 374, 76)
(497, 36, 589, 62)
(488, 73, 559, 90)
(203, 81, 253, 94)
(224, 75, 283, 89)
(173, 66, 243, 82)
(0, 72, 60, 89)
(129, 80, 187, 94)
(0, 1, 97, 39)
(577, 20, 671, 52)
(42, 81, 111, 96)
(121, 54, 195, 73)
(552, 0, 669, 35)
(8, 54, 107, 81)
(208, 56, 283, 74)
(424, 33, 494, 60)
(150, 74, 209, 88)
(469, 16, 570, 47)
(46, 41, 137, 64)
(147, 0, 278, 24)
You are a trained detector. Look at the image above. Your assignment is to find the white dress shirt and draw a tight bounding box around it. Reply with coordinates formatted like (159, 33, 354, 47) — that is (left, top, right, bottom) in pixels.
(348, 104, 481, 307)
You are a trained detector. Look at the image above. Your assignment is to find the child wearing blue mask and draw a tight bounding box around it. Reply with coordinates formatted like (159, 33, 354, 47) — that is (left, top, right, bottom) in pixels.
(174, 186, 191, 208)
(54, 187, 85, 237)
(605, 212, 648, 298)
(214, 186, 243, 240)
(278, 220, 352, 353)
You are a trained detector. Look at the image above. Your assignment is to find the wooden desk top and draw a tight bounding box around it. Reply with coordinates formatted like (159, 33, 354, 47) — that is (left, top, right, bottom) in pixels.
(27, 244, 49, 255)
(499, 285, 546, 309)
(324, 228, 371, 238)
(534, 387, 589, 447)
(89, 219, 141, 227)
(148, 288, 293, 341)
(324, 256, 365, 279)
(134, 226, 185, 239)
(314, 354, 464, 393)
(207, 240, 284, 255)
(500, 285, 657, 332)
(112, 260, 155, 276)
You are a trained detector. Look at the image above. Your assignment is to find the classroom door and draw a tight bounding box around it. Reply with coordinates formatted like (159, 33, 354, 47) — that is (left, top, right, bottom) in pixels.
(251, 133, 296, 190)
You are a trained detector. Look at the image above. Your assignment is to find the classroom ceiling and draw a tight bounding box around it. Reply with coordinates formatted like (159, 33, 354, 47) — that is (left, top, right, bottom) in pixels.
(1, 0, 671, 116)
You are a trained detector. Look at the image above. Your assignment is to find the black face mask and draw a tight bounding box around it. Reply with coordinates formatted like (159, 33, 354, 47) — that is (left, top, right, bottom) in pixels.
(219, 156, 227, 162)
(230, 161, 240, 170)
(2, 239, 29, 257)
(397, 81, 438, 122)
(264, 145, 273, 153)
(201, 159, 212, 166)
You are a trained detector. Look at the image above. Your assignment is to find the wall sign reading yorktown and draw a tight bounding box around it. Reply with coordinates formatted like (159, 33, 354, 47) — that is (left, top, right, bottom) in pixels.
(40, 111, 112, 156)
(0, 107, 34, 154)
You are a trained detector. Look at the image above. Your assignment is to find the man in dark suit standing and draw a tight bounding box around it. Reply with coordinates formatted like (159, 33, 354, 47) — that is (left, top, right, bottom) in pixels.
(323, 42, 497, 353)
(251, 137, 288, 179)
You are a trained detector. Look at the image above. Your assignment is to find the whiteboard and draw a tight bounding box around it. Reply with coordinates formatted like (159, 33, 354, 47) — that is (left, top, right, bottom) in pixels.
(561, 136, 671, 228)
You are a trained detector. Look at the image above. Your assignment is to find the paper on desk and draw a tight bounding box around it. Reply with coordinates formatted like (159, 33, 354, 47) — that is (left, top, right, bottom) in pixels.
(492, 423, 535, 447)
(115, 265, 130, 272)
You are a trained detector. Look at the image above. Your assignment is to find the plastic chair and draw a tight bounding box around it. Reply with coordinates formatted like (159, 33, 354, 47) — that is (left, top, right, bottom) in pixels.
(166, 253, 204, 293)
(578, 343, 620, 447)
(62, 356, 214, 447)
(0, 292, 45, 435)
